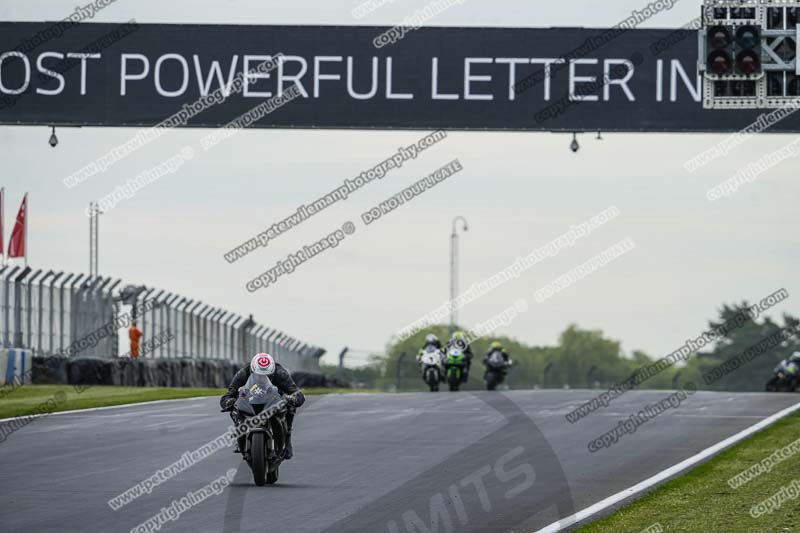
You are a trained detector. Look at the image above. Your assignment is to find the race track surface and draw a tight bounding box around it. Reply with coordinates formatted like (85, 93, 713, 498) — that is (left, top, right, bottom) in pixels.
(1, 390, 797, 533)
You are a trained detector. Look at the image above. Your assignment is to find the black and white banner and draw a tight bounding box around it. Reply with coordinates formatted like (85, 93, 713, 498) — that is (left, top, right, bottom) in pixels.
(1, 21, 798, 133)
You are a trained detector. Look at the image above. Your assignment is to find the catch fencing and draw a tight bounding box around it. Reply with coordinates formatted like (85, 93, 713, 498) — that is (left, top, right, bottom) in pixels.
(0, 266, 324, 371)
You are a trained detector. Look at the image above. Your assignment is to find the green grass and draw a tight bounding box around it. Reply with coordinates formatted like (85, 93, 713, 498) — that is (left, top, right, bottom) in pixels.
(577, 412, 800, 532)
(0, 385, 224, 419)
(0, 385, 374, 419)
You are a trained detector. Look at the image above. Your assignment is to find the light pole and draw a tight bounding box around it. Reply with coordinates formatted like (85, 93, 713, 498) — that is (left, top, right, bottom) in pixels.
(88, 202, 101, 278)
(449, 216, 468, 333)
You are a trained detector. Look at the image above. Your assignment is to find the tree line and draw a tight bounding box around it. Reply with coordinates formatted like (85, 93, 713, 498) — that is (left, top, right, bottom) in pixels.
(323, 301, 800, 392)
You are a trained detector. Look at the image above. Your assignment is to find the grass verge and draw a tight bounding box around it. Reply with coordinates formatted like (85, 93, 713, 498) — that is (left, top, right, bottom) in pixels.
(577, 411, 800, 532)
(0, 384, 375, 419)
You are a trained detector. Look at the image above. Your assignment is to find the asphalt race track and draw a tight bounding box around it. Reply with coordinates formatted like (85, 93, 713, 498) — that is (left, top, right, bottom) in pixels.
(1, 390, 798, 533)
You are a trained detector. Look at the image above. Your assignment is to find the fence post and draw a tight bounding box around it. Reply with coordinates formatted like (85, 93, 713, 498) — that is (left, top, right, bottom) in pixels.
(165, 294, 180, 358)
(672, 371, 682, 390)
(37, 270, 54, 354)
(56, 273, 72, 354)
(140, 288, 157, 352)
(239, 315, 255, 362)
(25, 270, 42, 349)
(3, 266, 20, 347)
(92, 277, 112, 357)
(66, 274, 85, 355)
(106, 279, 123, 358)
(179, 299, 192, 357)
(337, 347, 349, 380)
(274, 333, 285, 362)
(156, 293, 168, 358)
(266, 329, 277, 357)
(160, 293, 176, 358)
(255, 329, 265, 360)
(587, 365, 598, 389)
(543, 362, 553, 389)
(227, 315, 239, 360)
(205, 307, 217, 359)
(188, 302, 203, 357)
(397, 352, 407, 391)
(251, 325, 264, 354)
(12, 267, 32, 348)
(49, 272, 64, 354)
(272, 332, 283, 361)
(213, 310, 226, 359)
(0, 266, 6, 348)
(198, 305, 209, 359)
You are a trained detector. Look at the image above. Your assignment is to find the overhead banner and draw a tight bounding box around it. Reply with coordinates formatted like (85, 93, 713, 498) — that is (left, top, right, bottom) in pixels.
(1, 21, 799, 133)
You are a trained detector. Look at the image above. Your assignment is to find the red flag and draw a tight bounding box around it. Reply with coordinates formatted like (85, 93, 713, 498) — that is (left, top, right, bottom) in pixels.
(8, 193, 26, 258)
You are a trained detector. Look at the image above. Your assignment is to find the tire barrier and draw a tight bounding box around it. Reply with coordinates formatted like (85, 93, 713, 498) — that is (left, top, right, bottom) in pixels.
(28, 356, 349, 389)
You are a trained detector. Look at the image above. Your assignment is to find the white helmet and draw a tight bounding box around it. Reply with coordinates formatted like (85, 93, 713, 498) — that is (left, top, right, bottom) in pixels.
(425, 334, 438, 344)
(250, 353, 276, 376)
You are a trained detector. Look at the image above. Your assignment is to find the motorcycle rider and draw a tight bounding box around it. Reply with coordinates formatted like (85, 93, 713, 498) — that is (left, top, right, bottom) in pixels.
(445, 331, 474, 382)
(220, 353, 306, 460)
(786, 351, 800, 383)
(417, 333, 443, 361)
(484, 341, 511, 366)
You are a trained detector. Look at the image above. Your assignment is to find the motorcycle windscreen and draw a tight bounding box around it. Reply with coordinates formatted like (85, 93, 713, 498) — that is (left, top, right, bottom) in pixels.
(488, 351, 504, 366)
(235, 373, 283, 414)
(422, 346, 442, 363)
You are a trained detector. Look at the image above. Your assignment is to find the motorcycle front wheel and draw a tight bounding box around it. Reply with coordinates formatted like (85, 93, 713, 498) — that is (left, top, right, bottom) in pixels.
(251, 432, 267, 486)
(766, 377, 779, 392)
(448, 372, 460, 391)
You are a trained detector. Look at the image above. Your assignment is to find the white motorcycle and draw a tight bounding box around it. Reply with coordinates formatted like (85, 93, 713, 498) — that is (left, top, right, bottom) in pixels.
(419, 345, 445, 392)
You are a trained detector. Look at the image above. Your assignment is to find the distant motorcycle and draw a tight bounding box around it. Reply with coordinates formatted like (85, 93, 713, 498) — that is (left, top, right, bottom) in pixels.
(227, 373, 291, 486)
(419, 345, 444, 392)
(766, 360, 799, 392)
(484, 350, 512, 391)
(444, 347, 467, 391)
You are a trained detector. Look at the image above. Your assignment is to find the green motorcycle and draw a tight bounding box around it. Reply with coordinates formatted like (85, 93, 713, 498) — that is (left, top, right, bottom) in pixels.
(445, 347, 466, 391)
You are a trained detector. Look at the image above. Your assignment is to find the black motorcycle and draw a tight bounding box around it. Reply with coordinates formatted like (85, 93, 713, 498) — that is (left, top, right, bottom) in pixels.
(766, 360, 799, 392)
(227, 373, 290, 486)
(483, 350, 512, 391)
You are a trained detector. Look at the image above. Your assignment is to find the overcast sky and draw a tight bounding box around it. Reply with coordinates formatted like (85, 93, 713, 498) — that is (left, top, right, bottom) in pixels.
(2, 0, 798, 367)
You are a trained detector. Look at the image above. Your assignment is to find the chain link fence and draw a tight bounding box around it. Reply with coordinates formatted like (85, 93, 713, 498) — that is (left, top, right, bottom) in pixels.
(0, 266, 324, 371)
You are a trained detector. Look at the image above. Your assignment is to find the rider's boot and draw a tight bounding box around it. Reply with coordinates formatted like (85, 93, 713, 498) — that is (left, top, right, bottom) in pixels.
(234, 435, 246, 456)
(283, 431, 293, 460)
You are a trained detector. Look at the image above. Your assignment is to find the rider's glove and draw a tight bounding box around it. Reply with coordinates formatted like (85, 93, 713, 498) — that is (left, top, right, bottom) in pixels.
(222, 397, 236, 411)
(288, 390, 306, 408)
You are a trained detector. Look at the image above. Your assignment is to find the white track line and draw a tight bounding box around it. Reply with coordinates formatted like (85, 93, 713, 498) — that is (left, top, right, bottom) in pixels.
(0, 395, 214, 424)
(537, 399, 800, 532)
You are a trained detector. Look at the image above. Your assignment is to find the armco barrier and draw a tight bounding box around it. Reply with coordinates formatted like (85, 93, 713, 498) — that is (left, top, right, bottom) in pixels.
(29, 356, 349, 389)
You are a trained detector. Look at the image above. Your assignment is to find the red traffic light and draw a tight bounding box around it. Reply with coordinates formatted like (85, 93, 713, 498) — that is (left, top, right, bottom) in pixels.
(708, 50, 733, 75)
(736, 50, 761, 75)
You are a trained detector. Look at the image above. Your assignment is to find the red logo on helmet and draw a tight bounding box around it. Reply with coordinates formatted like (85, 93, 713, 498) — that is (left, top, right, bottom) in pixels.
(257, 355, 270, 368)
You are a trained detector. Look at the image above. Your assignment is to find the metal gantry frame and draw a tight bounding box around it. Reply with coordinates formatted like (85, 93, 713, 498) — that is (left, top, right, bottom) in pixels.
(700, 0, 800, 108)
